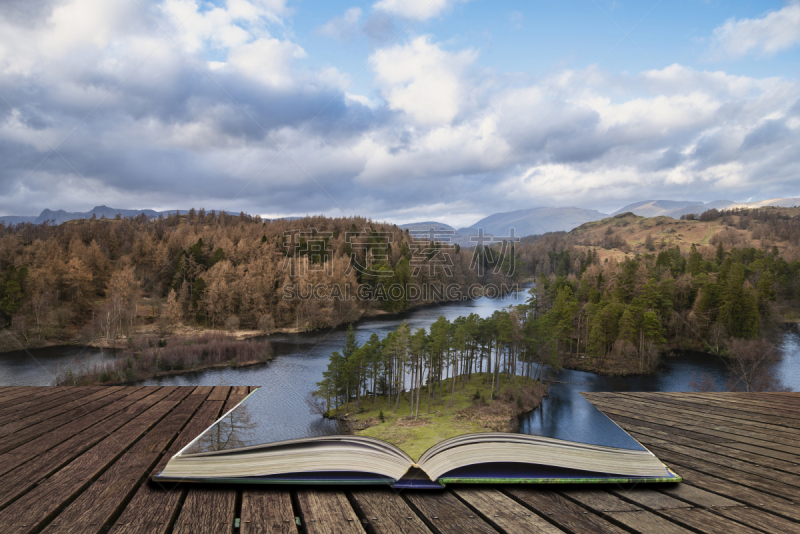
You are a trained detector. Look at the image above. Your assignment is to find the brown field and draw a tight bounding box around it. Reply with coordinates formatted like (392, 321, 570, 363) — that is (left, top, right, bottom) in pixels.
(567, 207, 800, 263)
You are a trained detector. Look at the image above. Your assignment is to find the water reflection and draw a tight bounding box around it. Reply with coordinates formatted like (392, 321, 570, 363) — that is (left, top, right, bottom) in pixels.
(185, 401, 259, 454)
(0, 345, 117, 386)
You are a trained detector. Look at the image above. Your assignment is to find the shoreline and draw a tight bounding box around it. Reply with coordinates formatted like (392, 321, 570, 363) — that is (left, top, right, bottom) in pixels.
(56, 353, 273, 386)
(99, 358, 271, 386)
(2, 284, 530, 356)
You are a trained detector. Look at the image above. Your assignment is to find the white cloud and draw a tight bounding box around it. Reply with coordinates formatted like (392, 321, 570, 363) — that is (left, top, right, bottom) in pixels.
(372, 0, 457, 20)
(160, 0, 286, 54)
(225, 37, 307, 88)
(318, 7, 362, 41)
(355, 115, 510, 184)
(345, 93, 380, 109)
(709, 3, 800, 59)
(371, 36, 476, 124)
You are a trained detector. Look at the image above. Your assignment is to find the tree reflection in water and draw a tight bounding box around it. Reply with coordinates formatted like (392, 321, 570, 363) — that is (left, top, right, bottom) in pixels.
(184, 403, 258, 454)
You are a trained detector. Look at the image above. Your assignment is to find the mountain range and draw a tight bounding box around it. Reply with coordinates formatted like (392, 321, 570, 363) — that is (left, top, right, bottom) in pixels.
(4, 197, 799, 242)
(400, 196, 800, 244)
(0, 206, 186, 226)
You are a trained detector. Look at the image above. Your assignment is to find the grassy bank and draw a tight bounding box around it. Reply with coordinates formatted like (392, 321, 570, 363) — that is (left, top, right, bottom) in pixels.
(331, 373, 545, 461)
(55, 333, 273, 385)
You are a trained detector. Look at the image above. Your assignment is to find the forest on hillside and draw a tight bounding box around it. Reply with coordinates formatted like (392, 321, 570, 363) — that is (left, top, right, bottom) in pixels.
(313, 208, 800, 402)
(511, 208, 800, 388)
(0, 210, 515, 352)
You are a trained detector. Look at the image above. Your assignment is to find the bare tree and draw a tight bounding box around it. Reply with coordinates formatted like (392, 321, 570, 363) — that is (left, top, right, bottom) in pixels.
(707, 323, 726, 355)
(723, 338, 787, 392)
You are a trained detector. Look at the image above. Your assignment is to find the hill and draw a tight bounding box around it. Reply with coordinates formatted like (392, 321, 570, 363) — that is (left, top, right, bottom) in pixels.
(611, 197, 800, 219)
(465, 207, 607, 237)
(611, 200, 736, 218)
(401, 207, 608, 247)
(0, 205, 186, 226)
(728, 197, 800, 210)
(565, 206, 800, 264)
(398, 221, 456, 233)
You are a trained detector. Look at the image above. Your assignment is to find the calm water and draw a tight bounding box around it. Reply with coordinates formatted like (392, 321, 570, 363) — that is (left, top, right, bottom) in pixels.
(1, 292, 798, 445)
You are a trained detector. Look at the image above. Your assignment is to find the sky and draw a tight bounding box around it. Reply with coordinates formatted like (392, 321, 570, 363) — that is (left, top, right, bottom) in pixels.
(0, 0, 799, 227)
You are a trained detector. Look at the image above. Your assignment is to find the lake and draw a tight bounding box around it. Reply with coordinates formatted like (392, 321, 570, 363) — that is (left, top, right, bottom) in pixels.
(1, 289, 797, 445)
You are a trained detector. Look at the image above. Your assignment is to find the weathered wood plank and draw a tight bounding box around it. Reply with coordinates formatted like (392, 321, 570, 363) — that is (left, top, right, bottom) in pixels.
(0, 387, 167, 508)
(713, 506, 800, 533)
(612, 394, 800, 437)
(296, 490, 365, 534)
(608, 488, 762, 534)
(595, 409, 800, 464)
(615, 420, 800, 475)
(625, 392, 800, 427)
(0, 386, 26, 398)
(207, 386, 231, 402)
(230, 385, 250, 398)
(0, 386, 88, 422)
(557, 489, 641, 512)
(172, 487, 235, 534)
(0, 387, 186, 534)
(505, 488, 627, 534)
(0, 387, 147, 476)
(657, 507, 762, 534)
(607, 488, 692, 511)
(0, 387, 70, 410)
(652, 464, 800, 522)
(453, 488, 564, 533)
(669, 392, 800, 422)
(349, 489, 431, 534)
(0, 388, 795, 534)
(602, 511, 696, 534)
(589, 396, 800, 449)
(41, 387, 201, 534)
(658, 483, 741, 509)
(404, 490, 498, 534)
(108, 396, 226, 534)
(647, 444, 800, 499)
(628, 431, 800, 487)
(0, 387, 140, 454)
(0, 386, 119, 433)
(563, 490, 693, 534)
(588, 399, 800, 457)
(173, 388, 237, 534)
(240, 490, 297, 534)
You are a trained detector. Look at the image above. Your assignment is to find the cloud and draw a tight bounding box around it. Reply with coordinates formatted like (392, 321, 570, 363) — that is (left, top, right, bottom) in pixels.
(371, 36, 476, 125)
(372, 0, 458, 21)
(225, 37, 307, 89)
(1, 0, 800, 224)
(709, 3, 800, 59)
(317, 7, 362, 41)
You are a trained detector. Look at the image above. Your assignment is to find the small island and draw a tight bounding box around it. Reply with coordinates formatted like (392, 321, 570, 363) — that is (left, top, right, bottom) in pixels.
(322, 373, 545, 461)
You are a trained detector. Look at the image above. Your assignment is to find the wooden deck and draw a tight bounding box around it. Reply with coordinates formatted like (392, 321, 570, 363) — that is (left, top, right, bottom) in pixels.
(0, 387, 797, 534)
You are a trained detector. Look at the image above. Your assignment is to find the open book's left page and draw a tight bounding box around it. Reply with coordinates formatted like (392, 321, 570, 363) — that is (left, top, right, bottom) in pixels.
(182, 387, 349, 455)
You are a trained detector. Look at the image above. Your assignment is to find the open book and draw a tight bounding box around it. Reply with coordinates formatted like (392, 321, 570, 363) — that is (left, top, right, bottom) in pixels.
(154, 388, 680, 488)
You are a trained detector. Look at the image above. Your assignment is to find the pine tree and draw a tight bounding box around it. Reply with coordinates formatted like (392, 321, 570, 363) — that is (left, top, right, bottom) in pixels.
(687, 244, 702, 276)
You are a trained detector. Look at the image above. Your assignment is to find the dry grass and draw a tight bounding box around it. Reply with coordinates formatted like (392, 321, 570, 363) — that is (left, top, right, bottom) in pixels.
(569, 208, 800, 261)
(55, 332, 273, 385)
